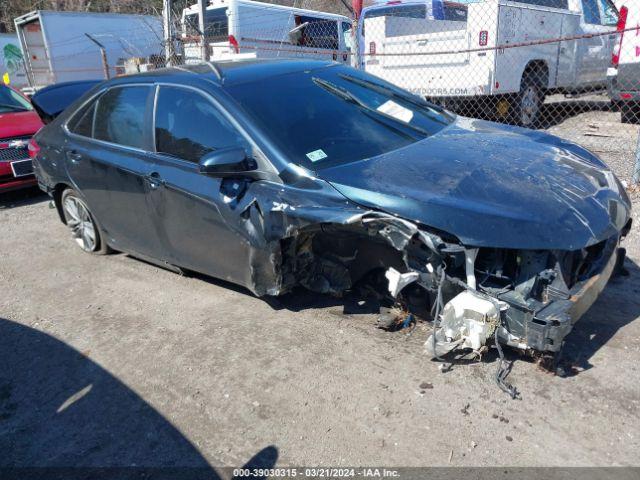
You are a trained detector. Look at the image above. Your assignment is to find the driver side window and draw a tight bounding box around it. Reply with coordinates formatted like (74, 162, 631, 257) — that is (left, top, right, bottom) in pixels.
(154, 86, 249, 163)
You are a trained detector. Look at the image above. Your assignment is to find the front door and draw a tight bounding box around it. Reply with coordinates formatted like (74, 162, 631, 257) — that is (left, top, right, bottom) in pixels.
(145, 84, 255, 285)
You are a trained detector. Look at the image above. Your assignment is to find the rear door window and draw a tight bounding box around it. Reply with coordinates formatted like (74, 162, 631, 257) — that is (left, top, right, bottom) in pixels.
(68, 101, 96, 137)
(293, 16, 339, 50)
(441, 3, 468, 21)
(94, 86, 151, 150)
(154, 86, 249, 163)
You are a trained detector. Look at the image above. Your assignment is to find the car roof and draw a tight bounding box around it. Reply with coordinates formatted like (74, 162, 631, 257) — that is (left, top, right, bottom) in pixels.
(112, 58, 341, 86)
(109, 58, 337, 88)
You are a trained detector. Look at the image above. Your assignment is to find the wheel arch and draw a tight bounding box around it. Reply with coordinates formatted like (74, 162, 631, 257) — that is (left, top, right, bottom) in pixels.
(522, 60, 550, 89)
(52, 182, 73, 224)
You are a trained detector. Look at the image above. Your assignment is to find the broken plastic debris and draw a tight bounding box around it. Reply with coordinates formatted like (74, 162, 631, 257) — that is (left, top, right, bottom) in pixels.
(425, 291, 499, 358)
(385, 267, 420, 298)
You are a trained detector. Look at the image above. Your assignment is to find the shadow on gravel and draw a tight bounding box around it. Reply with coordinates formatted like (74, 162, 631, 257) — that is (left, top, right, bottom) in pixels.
(443, 98, 613, 130)
(0, 186, 47, 210)
(537, 99, 613, 129)
(559, 257, 640, 375)
(0, 317, 278, 479)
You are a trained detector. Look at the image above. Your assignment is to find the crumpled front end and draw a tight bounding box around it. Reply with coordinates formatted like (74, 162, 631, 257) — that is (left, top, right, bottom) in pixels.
(436, 233, 625, 356)
(266, 204, 629, 358)
(215, 163, 630, 363)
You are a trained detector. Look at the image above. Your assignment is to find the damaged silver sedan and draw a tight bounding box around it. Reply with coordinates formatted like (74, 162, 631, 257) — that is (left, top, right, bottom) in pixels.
(31, 60, 632, 379)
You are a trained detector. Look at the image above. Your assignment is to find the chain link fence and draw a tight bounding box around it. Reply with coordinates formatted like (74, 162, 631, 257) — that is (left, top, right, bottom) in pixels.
(11, 0, 638, 186)
(153, 0, 640, 187)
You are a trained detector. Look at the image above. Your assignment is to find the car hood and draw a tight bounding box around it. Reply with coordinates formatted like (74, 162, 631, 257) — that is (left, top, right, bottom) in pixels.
(318, 117, 631, 250)
(0, 110, 43, 139)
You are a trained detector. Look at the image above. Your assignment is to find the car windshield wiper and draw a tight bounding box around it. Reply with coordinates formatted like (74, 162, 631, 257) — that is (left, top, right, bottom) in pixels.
(312, 77, 432, 138)
(338, 74, 453, 126)
(0, 103, 31, 112)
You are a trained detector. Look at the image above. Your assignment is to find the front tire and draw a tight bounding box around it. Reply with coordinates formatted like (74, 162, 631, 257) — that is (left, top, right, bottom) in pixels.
(61, 188, 109, 254)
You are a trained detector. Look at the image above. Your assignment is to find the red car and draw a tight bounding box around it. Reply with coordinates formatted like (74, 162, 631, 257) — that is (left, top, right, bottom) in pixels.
(0, 84, 43, 192)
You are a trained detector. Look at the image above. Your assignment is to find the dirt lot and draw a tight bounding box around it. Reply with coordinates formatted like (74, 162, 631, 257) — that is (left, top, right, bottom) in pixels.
(1, 108, 640, 470)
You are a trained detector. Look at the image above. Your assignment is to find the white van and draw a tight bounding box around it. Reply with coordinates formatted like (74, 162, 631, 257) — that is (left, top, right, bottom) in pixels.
(607, 1, 639, 123)
(360, 0, 620, 126)
(181, 0, 353, 64)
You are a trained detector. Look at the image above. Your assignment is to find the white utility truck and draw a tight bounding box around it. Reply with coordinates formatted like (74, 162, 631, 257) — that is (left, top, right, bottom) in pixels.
(361, 0, 620, 126)
(181, 0, 353, 64)
(14, 11, 163, 91)
(607, 1, 640, 123)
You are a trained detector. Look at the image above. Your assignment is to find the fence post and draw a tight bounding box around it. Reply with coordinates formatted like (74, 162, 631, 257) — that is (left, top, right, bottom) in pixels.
(197, 0, 209, 62)
(84, 33, 110, 80)
(163, 0, 175, 67)
(633, 130, 640, 185)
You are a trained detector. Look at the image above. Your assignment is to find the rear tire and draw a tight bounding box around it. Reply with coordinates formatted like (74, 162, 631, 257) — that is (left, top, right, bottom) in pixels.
(512, 69, 546, 128)
(621, 103, 640, 124)
(61, 188, 110, 254)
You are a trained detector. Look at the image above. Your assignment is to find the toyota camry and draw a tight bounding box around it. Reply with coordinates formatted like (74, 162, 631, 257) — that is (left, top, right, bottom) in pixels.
(30, 59, 632, 368)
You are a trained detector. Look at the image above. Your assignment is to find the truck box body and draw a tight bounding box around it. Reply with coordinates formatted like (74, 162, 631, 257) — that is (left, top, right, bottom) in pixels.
(361, 0, 618, 99)
(14, 11, 163, 90)
(0, 33, 29, 89)
(364, 1, 498, 97)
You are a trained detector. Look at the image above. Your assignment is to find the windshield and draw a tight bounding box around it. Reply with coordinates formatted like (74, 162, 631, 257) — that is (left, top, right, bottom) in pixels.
(0, 86, 33, 114)
(226, 65, 454, 170)
(600, 0, 618, 26)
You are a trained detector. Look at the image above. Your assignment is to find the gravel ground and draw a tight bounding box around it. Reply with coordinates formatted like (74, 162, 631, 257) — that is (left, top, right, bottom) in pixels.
(1, 109, 639, 470)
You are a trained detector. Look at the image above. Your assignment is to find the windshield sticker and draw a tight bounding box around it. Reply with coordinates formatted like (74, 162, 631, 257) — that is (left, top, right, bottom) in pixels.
(377, 100, 414, 123)
(306, 149, 328, 162)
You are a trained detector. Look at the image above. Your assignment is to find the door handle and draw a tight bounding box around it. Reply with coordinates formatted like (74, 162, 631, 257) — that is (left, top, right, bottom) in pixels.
(67, 150, 82, 163)
(145, 172, 164, 190)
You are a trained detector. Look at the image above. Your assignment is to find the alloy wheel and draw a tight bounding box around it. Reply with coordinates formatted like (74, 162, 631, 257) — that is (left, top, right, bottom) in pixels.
(63, 195, 97, 252)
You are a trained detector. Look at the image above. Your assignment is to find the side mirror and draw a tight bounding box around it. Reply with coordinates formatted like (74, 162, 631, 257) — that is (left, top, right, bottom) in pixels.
(198, 147, 256, 177)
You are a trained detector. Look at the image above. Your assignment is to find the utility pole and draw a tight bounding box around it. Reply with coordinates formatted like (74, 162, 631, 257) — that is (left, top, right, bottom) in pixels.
(162, 0, 176, 66)
(197, 0, 209, 62)
(85, 33, 110, 80)
(351, 0, 362, 69)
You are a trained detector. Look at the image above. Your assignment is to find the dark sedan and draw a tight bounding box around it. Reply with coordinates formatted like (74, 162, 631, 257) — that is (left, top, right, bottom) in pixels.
(31, 59, 631, 362)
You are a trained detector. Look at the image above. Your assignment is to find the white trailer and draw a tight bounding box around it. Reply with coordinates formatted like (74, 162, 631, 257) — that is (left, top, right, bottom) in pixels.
(14, 11, 163, 90)
(181, 0, 353, 64)
(361, 0, 620, 126)
(0, 33, 29, 89)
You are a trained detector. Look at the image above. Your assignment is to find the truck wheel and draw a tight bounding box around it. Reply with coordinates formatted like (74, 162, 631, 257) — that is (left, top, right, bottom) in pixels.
(621, 103, 640, 124)
(512, 71, 545, 128)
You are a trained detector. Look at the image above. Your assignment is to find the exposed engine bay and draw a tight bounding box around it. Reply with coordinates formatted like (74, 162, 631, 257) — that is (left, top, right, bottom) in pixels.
(275, 211, 630, 395)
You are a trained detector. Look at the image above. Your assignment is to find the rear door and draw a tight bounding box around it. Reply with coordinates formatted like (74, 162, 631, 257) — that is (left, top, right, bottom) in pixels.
(145, 84, 254, 284)
(65, 84, 163, 258)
